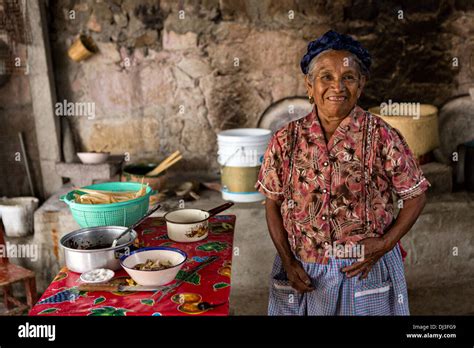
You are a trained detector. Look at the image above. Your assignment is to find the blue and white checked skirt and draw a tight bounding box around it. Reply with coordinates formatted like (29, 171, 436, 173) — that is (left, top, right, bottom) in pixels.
(268, 244, 409, 316)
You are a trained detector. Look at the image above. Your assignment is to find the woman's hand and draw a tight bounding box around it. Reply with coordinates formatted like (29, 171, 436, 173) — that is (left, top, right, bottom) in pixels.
(265, 198, 315, 293)
(341, 237, 392, 279)
(341, 194, 427, 280)
(282, 259, 315, 293)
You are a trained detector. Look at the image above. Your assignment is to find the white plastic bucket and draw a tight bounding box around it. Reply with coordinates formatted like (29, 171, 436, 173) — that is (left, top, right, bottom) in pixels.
(217, 128, 272, 203)
(0, 197, 39, 237)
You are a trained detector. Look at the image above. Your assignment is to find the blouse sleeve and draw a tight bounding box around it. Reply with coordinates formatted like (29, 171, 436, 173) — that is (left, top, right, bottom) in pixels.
(382, 126, 431, 200)
(255, 133, 286, 202)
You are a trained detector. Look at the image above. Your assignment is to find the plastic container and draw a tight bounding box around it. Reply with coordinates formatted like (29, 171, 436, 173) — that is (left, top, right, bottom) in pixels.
(60, 182, 155, 228)
(0, 197, 39, 237)
(217, 128, 272, 203)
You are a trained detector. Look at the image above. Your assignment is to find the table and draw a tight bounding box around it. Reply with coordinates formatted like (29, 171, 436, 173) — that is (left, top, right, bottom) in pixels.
(29, 215, 236, 316)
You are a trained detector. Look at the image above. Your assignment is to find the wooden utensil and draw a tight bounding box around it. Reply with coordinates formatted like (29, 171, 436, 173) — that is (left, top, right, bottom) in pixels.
(145, 151, 182, 176)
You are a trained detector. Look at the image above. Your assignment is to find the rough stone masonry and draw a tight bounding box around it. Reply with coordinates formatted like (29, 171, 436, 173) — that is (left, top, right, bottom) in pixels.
(45, 0, 473, 173)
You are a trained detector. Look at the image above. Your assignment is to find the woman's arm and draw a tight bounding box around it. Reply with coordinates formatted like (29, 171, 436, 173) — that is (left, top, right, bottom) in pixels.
(382, 192, 427, 250)
(266, 198, 314, 293)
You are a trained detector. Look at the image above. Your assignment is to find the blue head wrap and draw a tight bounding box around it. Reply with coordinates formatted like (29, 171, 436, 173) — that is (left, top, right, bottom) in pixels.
(300, 30, 372, 75)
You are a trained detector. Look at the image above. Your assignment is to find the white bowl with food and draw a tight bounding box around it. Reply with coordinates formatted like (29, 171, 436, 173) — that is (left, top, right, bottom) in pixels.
(120, 247, 187, 286)
(77, 152, 110, 164)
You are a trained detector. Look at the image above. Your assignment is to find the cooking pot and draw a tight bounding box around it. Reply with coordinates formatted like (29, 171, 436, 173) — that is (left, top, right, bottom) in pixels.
(60, 226, 137, 273)
(164, 202, 234, 243)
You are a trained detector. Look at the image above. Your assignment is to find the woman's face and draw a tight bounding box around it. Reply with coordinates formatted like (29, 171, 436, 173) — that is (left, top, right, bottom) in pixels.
(305, 50, 366, 120)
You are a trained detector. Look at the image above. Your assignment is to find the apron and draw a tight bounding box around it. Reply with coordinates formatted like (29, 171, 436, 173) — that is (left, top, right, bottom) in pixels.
(268, 243, 410, 315)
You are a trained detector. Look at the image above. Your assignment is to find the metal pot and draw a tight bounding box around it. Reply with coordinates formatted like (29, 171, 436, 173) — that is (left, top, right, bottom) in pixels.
(60, 226, 137, 273)
(164, 202, 234, 243)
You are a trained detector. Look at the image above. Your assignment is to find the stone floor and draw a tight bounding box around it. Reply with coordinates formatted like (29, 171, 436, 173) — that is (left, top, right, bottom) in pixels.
(3, 174, 474, 316)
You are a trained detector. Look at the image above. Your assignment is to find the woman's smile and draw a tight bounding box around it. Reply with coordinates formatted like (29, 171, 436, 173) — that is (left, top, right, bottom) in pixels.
(326, 95, 348, 102)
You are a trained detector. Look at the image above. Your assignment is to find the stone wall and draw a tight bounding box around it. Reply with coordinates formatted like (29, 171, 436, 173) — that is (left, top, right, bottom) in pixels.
(47, 0, 474, 173)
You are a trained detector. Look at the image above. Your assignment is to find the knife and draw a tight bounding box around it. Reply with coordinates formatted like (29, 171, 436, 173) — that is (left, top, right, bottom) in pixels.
(154, 255, 219, 302)
(78, 255, 219, 293)
(78, 283, 166, 292)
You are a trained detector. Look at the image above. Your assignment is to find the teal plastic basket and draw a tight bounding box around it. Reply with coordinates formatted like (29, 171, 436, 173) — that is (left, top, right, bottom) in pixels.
(60, 182, 156, 228)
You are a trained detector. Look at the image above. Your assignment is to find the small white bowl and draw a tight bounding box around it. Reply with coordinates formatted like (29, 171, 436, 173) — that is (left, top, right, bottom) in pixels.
(120, 247, 187, 286)
(80, 268, 114, 283)
(77, 152, 110, 164)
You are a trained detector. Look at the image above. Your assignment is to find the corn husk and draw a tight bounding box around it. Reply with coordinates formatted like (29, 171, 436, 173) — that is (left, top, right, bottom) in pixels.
(73, 184, 148, 204)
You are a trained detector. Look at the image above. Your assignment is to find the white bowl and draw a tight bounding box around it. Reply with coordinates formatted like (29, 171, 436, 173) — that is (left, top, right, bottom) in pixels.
(77, 152, 110, 164)
(120, 247, 187, 286)
(80, 268, 114, 283)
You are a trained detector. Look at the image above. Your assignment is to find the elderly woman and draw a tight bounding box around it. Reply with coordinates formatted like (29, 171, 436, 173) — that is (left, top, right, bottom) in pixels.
(256, 30, 430, 315)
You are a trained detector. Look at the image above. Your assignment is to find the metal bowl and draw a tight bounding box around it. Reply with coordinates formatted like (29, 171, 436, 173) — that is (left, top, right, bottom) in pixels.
(60, 226, 137, 273)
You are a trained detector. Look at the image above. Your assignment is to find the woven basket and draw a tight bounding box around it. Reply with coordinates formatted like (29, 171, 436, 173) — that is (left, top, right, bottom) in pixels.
(369, 104, 439, 158)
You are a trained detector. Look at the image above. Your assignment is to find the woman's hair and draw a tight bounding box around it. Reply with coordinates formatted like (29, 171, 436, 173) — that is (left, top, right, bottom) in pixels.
(301, 30, 372, 76)
(306, 49, 370, 82)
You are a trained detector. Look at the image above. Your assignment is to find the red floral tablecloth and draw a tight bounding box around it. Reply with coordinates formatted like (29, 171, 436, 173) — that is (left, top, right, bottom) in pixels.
(29, 215, 236, 316)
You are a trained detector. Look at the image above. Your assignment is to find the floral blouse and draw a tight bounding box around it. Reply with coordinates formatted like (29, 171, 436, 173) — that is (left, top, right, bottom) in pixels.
(256, 105, 430, 263)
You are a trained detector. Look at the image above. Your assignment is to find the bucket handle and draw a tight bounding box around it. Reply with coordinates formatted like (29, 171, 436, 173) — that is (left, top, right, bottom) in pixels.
(220, 145, 261, 169)
(220, 147, 242, 169)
